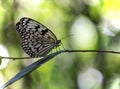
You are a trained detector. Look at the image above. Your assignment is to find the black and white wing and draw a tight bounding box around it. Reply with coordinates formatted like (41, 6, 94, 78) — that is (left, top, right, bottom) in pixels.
(16, 17, 61, 57)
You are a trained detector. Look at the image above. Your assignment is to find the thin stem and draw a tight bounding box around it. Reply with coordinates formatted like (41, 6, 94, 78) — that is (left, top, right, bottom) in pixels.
(0, 49, 120, 60)
(64, 49, 120, 54)
(0, 56, 36, 60)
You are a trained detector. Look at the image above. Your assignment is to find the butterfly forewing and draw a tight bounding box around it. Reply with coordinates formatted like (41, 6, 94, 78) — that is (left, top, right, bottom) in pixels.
(16, 17, 61, 57)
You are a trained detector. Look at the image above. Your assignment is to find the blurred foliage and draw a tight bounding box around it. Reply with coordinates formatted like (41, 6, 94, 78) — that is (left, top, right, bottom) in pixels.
(0, 0, 120, 89)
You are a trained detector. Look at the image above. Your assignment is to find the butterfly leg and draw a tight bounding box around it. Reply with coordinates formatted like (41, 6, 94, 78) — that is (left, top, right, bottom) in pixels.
(61, 42, 65, 50)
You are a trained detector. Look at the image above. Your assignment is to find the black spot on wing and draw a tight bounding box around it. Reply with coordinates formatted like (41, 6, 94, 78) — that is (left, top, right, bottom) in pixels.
(41, 29, 48, 35)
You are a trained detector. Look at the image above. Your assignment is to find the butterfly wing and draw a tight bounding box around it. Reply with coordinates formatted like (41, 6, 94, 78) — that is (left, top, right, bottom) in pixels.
(16, 17, 60, 57)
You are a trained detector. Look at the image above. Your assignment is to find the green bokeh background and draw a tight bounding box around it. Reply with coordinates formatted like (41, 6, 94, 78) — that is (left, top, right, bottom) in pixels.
(0, 0, 120, 89)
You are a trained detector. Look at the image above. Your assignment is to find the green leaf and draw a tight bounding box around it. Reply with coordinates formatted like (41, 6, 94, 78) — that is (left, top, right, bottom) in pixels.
(0, 50, 64, 89)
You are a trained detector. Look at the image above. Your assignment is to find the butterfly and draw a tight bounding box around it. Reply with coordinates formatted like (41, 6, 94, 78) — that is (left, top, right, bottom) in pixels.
(15, 17, 61, 57)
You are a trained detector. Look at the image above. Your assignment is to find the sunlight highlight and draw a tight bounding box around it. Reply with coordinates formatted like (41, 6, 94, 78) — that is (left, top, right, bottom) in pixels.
(77, 68, 103, 89)
(0, 74, 4, 88)
(110, 77, 120, 89)
(71, 15, 98, 49)
(0, 45, 10, 69)
(101, 0, 120, 36)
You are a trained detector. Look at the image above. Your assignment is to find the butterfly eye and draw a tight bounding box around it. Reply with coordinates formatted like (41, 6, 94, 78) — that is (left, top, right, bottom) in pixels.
(16, 17, 61, 57)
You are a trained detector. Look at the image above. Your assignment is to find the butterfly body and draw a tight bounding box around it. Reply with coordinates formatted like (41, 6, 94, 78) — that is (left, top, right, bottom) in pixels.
(16, 17, 61, 57)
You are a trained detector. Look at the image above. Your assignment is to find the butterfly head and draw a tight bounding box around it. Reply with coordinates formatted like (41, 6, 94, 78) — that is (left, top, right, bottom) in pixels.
(55, 40, 61, 47)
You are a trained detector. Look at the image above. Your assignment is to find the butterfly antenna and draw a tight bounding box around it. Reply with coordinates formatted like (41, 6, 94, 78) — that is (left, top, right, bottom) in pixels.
(60, 34, 74, 40)
(60, 34, 74, 50)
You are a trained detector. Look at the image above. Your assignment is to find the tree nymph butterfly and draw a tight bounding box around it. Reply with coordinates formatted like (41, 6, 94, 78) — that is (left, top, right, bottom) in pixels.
(15, 17, 61, 57)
